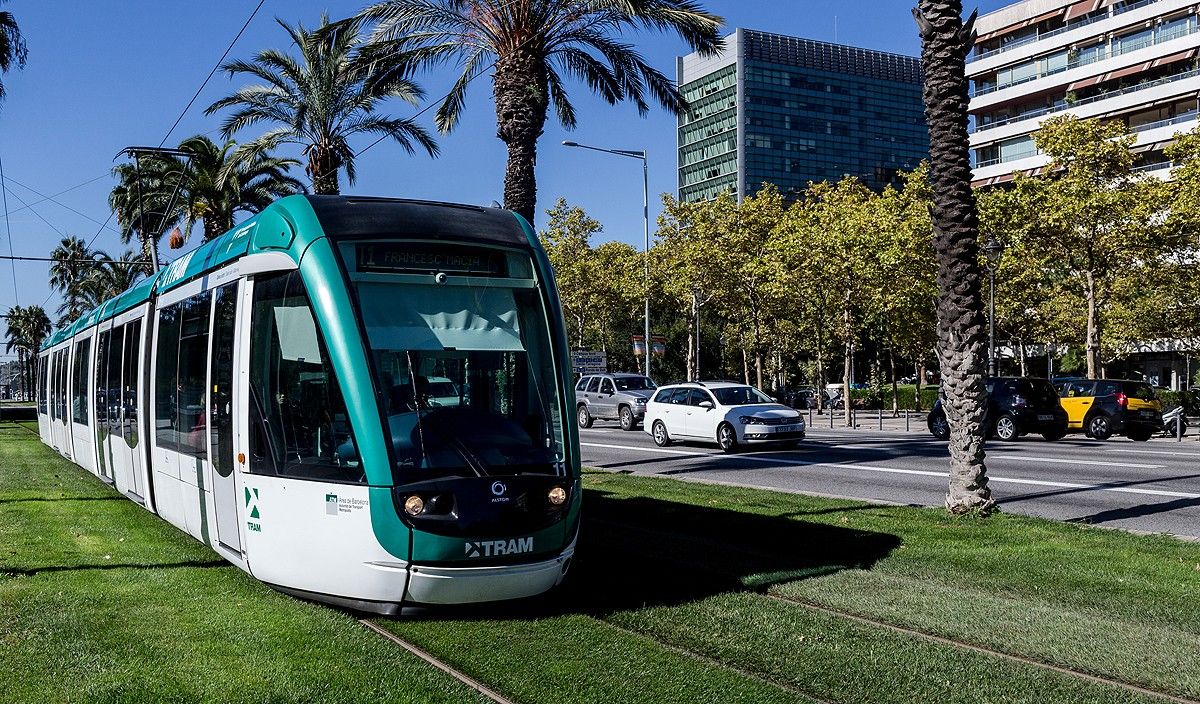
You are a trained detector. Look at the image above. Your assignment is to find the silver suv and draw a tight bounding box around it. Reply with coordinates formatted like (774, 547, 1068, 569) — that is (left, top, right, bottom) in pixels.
(575, 373, 657, 431)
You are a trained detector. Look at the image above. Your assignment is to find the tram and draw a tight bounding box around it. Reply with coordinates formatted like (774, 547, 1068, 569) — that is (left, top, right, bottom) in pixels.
(36, 195, 580, 613)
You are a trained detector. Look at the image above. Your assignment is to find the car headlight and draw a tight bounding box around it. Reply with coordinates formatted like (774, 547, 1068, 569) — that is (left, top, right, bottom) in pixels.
(635, 398, 646, 405)
(739, 416, 761, 425)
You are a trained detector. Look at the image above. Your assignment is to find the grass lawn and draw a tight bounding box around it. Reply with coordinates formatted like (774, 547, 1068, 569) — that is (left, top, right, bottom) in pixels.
(5, 421, 1200, 703)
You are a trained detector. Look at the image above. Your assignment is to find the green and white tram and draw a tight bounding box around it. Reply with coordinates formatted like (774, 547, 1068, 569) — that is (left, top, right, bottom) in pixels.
(37, 195, 580, 613)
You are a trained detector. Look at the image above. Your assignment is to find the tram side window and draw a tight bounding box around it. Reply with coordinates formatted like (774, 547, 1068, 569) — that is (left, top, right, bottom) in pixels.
(106, 326, 123, 436)
(72, 338, 91, 425)
(95, 331, 110, 432)
(176, 295, 212, 458)
(248, 271, 361, 483)
(156, 305, 182, 449)
(37, 356, 47, 414)
(57, 350, 68, 420)
(123, 320, 142, 447)
(210, 284, 236, 479)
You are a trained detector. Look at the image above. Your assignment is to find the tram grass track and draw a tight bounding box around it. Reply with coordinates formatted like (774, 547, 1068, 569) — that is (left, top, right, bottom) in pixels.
(381, 472, 1200, 703)
(0, 431, 494, 704)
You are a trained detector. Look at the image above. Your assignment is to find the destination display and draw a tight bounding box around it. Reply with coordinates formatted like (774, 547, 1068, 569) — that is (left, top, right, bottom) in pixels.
(356, 243, 507, 275)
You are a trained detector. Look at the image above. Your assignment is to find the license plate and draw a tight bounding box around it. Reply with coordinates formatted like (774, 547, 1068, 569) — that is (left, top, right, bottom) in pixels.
(774, 425, 797, 433)
(1037, 414, 1053, 421)
(1141, 410, 1155, 417)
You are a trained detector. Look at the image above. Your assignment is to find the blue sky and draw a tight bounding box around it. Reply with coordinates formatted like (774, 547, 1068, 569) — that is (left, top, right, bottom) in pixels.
(0, 0, 1012, 352)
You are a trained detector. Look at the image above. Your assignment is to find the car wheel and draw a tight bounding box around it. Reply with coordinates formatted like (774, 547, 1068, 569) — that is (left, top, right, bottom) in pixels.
(619, 406, 635, 431)
(929, 413, 950, 440)
(1041, 424, 1067, 441)
(1127, 429, 1152, 442)
(993, 413, 1018, 441)
(577, 405, 593, 429)
(652, 420, 671, 447)
(1087, 414, 1113, 441)
(717, 423, 739, 453)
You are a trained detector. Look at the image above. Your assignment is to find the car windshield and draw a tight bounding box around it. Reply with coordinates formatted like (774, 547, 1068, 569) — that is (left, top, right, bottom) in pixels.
(711, 386, 775, 406)
(351, 279, 565, 483)
(615, 376, 656, 391)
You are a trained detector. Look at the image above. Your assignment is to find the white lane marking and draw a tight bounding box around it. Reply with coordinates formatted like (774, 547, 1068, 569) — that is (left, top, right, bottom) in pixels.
(986, 455, 1164, 470)
(1102, 447, 1200, 458)
(579, 442, 1200, 500)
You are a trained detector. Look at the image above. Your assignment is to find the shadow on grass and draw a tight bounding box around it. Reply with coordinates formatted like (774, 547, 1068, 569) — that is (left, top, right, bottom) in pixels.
(2, 559, 228, 577)
(399, 487, 900, 621)
(0, 496, 126, 505)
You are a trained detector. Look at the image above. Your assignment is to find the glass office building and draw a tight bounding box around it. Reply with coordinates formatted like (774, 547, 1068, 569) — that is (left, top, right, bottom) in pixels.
(677, 29, 929, 202)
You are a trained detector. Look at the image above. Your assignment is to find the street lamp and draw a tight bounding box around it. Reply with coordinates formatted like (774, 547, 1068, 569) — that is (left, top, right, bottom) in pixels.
(983, 237, 1005, 377)
(562, 140, 652, 378)
(117, 146, 195, 273)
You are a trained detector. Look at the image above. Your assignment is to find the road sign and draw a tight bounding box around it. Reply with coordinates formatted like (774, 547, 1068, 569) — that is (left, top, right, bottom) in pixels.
(571, 350, 607, 374)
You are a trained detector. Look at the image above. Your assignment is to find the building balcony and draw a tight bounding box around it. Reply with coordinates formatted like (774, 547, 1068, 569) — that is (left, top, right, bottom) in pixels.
(970, 67, 1200, 145)
(968, 0, 1186, 74)
(970, 24, 1200, 110)
(971, 113, 1196, 183)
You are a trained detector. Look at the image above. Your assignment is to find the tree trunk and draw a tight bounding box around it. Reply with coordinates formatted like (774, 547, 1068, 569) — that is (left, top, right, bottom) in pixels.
(308, 147, 341, 196)
(843, 339, 853, 427)
(815, 339, 826, 413)
(687, 293, 698, 380)
(494, 49, 549, 227)
(1085, 270, 1100, 379)
(1018, 339, 1027, 377)
(890, 346, 899, 415)
(742, 348, 750, 385)
(914, 360, 923, 412)
(915, 0, 995, 515)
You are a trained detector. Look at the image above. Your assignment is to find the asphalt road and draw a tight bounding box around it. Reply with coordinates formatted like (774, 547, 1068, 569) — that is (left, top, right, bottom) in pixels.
(579, 421, 1200, 540)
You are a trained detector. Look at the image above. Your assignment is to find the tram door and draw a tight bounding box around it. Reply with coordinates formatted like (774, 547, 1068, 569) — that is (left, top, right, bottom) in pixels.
(93, 322, 115, 484)
(210, 283, 243, 553)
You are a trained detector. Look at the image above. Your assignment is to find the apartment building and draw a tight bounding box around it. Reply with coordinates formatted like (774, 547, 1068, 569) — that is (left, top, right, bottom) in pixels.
(969, 0, 1199, 186)
(677, 29, 929, 202)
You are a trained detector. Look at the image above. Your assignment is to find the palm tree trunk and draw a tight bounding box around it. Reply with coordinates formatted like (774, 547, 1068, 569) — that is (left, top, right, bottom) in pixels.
(309, 148, 341, 196)
(494, 50, 548, 226)
(915, 0, 995, 515)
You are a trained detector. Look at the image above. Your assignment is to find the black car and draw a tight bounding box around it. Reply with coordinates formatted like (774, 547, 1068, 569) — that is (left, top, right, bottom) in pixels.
(927, 376, 1068, 441)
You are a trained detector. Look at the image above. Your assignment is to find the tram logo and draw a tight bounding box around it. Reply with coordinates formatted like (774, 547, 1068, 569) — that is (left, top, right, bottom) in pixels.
(245, 487, 262, 532)
(491, 481, 507, 496)
(464, 537, 533, 558)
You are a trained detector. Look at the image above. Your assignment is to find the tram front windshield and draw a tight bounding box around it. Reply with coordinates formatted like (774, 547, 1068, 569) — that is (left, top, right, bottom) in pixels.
(353, 280, 565, 483)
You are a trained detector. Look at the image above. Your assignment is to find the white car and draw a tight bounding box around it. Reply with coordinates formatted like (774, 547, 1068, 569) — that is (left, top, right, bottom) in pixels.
(644, 382, 806, 452)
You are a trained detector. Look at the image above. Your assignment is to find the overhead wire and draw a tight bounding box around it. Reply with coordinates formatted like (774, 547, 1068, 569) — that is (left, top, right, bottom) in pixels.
(33, 0, 269, 313)
(0, 151, 17, 304)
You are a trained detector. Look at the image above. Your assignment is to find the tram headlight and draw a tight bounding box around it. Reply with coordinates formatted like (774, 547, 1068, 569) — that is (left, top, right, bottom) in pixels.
(403, 495, 425, 516)
(548, 486, 568, 506)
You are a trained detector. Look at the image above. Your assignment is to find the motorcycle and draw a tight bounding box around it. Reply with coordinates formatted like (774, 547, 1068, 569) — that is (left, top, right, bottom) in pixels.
(1161, 405, 1189, 437)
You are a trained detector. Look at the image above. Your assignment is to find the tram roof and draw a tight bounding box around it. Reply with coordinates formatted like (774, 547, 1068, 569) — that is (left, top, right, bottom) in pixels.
(40, 195, 531, 352)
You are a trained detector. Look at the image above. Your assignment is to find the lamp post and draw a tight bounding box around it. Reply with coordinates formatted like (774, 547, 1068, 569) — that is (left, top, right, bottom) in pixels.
(983, 237, 1005, 377)
(562, 140, 651, 378)
(117, 146, 194, 273)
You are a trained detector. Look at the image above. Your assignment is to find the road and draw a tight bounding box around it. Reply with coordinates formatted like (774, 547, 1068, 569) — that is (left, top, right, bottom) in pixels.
(579, 421, 1200, 539)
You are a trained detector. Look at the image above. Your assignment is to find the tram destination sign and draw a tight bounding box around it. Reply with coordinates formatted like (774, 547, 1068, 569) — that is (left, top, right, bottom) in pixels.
(356, 243, 507, 276)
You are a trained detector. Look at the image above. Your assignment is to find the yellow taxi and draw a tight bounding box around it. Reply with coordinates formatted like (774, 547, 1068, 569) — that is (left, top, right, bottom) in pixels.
(1055, 378, 1163, 441)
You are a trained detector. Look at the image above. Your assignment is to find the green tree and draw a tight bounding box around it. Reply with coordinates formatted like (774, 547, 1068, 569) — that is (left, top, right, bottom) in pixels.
(539, 198, 604, 349)
(3, 305, 49, 401)
(1014, 115, 1180, 378)
(111, 135, 304, 250)
(82, 249, 150, 308)
(349, 0, 723, 225)
(49, 236, 101, 325)
(914, 0, 994, 514)
(0, 0, 27, 106)
(207, 15, 437, 195)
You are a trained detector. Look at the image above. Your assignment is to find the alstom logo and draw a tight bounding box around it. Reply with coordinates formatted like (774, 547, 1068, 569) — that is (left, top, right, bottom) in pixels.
(464, 537, 533, 558)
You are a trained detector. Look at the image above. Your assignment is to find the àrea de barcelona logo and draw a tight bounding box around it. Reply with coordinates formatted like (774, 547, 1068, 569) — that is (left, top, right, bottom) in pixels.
(245, 487, 262, 532)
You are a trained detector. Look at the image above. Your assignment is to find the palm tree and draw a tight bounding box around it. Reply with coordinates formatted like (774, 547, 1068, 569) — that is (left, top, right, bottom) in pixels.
(49, 236, 101, 326)
(111, 135, 304, 251)
(205, 15, 438, 195)
(0, 0, 27, 106)
(347, 0, 723, 225)
(4, 305, 50, 400)
(82, 249, 150, 308)
(110, 157, 181, 265)
(913, 1, 994, 514)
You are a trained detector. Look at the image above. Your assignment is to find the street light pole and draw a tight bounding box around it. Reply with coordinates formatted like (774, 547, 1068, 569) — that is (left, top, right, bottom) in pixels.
(983, 238, 1005, 377)
(562, 141, 652, 379)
